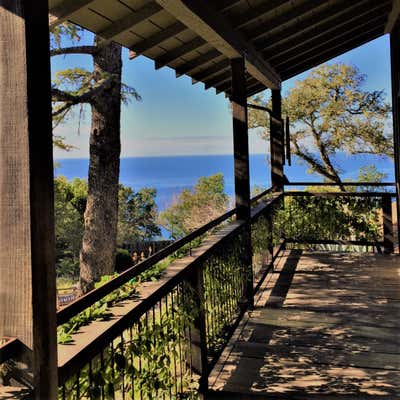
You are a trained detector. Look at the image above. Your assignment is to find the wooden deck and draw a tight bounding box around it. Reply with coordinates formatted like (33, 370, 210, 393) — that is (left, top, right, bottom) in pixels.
(208, 250, 400, 399)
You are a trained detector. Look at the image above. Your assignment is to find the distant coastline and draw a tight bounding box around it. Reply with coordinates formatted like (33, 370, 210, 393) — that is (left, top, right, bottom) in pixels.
(55, 153, 394, 212)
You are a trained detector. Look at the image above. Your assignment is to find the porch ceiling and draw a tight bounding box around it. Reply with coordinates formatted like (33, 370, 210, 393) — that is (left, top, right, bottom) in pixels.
(49, 0, 393, 96)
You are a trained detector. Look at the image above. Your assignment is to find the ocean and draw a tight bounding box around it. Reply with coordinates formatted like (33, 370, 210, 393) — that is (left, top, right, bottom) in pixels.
(55, 153, 395, 212)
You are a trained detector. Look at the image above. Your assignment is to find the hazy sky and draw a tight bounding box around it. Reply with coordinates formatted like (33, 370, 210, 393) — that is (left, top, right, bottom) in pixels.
(52, 34, 392, 159)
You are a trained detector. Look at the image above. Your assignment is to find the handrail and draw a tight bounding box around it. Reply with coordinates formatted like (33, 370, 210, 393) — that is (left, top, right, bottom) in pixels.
(57, 219, 249, 384)
(285, 191, 396, 197)
(285, 182, 396, 187)
(57, 186, 278, 326)
(58, 195, 283, 385)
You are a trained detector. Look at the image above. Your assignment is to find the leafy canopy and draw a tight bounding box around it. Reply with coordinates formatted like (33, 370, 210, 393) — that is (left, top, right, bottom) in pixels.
(249, 63, 392, 184)
(54, 176, 160, 279)
(160, 174, 229, 239)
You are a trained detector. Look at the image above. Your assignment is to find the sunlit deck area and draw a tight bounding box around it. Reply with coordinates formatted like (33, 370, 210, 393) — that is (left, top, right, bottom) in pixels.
(209, 250, 400, 399)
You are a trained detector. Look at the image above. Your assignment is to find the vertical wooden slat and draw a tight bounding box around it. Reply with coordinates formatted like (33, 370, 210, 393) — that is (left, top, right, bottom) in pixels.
(390, 21, 400, 251)
(271, 89, 284, 190)
(0, 1, 57, 398)
(231, 58, 253, 308)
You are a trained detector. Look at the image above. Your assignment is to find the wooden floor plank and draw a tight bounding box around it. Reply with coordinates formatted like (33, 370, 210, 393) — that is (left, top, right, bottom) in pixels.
(209, 250, 400, 399)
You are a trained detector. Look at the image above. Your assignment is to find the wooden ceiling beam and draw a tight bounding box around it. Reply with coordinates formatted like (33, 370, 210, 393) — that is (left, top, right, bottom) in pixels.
(155, 36, 206, 69)
(98, 3, 163, 41)
(215, 80, 232, 95)
(191, 59, 230, 83)
(263, 0, 388, 60)
(49, 0, 95, 27)
(257, 0, 364, 53)
(151, 0, 241, 68)
(155, 0, 288, 74)
(281, 26, 383, 80)
(130, 21, 186, 54)
(247, 83, 267, 97)
(385, 0, 400, 33)
(272, 13, 389, 67)
(155, 0, 281, 89)
(250, 0, 328, 45)
(204, 69, 231, 90)
(176, 49, 221, 77)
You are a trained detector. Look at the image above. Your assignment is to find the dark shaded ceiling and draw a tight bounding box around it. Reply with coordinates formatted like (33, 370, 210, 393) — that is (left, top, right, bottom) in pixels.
(49, 0, 393, 96)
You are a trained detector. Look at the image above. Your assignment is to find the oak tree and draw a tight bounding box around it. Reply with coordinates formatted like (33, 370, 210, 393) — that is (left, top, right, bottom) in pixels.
(249, 63, 392, 188)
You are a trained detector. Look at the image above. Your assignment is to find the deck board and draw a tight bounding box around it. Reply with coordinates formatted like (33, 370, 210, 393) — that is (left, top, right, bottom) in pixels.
(208, 250, 400, 399)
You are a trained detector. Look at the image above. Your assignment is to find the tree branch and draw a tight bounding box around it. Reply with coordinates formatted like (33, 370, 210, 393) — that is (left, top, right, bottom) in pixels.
(292, 140, 339, 183)
(52, 77, 113, 105)
(50, 46, 97, 57)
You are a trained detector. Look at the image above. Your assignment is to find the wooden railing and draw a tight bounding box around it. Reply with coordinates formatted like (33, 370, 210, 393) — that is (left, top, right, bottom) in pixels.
(1, 183, 396, 399)
(56, 188, 283, 399)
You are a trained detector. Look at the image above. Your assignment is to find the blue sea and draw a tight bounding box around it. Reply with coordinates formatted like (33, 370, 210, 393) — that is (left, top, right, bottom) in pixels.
(55, 153, 394, 212)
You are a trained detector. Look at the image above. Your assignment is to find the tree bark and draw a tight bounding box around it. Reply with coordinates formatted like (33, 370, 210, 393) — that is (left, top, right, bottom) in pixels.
(79, 38, 122, 292)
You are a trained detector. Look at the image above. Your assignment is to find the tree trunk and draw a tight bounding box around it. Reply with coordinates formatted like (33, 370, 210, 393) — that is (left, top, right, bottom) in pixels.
(79, 38, 122, 292)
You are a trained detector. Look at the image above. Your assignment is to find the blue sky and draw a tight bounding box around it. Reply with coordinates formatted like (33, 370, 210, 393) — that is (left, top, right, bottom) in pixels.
(52, 34, 392, 159)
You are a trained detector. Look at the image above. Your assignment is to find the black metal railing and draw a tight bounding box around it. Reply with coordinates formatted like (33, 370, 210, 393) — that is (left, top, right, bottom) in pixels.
(1, 182, 396, 399)
(56, 188, 282, 399)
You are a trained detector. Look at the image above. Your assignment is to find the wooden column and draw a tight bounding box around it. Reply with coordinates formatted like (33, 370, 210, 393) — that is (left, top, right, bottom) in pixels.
(271, 89, 284, 190)
(231, 58, 251, 220)
(0, 1, 57, 399)
(383, 195, 394, 254)
(231, 58, 253, 308)
(390, 21, 400, 251)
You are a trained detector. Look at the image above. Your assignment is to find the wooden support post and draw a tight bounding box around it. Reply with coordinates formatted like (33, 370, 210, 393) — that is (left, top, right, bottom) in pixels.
(231, 58, 253, 308)
(185, 266, 208, 397)
(0, 1, 57, 399)
(271, 90, 284, 191)
(383, 195, 395, 254)
(390, 21, 400, 252)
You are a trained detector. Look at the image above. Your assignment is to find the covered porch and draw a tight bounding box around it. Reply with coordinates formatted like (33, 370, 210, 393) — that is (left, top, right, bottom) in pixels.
(1, 1, 400, 399)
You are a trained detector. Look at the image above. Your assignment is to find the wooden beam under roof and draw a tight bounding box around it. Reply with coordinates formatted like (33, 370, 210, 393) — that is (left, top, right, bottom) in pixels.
(155, 0, 281, 89)
(277, 18, 386, 72)
(386, 0, 400, 33)
(163, 0, 338, 85)
(176, 49, 221, 77)
(259, 0, 368, 53)
(263, 0, 388, 60)
(192, 59, 230, 83)
(251, 0, 328, 46)
(149, 0, 242, 67)
(271, 12, 389, 67)
(281, 26, 383, 80)
(98, 2, 163, 41)
(132, 21, 186, 54)
(155, 0, 288, 76)
(49, 0, 95, 27)
(205, 69, 231, 90)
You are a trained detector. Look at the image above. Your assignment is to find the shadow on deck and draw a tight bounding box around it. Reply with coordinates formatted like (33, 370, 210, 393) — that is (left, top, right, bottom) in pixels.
(207, 250, 400, 399)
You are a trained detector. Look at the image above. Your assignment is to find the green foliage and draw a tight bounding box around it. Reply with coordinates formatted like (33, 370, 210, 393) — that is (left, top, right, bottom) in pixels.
(51, 23, 83, 47)
(249, 63, 391, 183)
(57, 261, 170, 344)
(54, 177, 87, 279)
(276, 195, 381, 249)
(54, 176, 160, 280)
(357, 164, 388, 192)
(117, 186, 161, 246)
(60, 284, 199, 399)
(160, 174, 228, 239)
